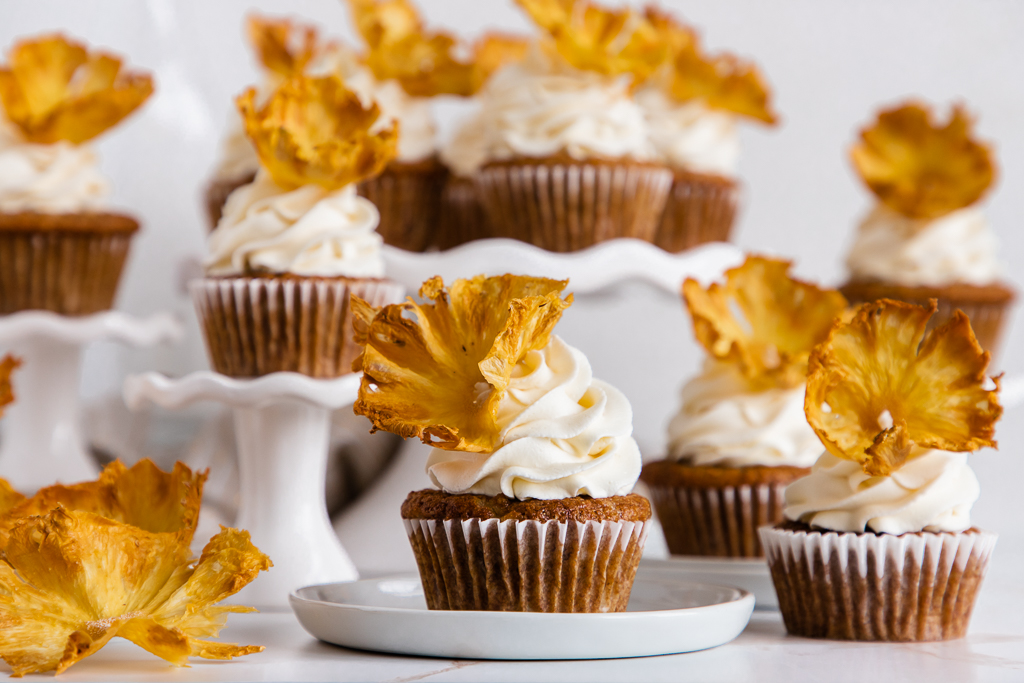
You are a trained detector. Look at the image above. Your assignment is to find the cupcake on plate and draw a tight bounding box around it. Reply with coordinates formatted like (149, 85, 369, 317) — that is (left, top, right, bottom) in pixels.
(0, 34, 152, 315)
(839, 100, 1015, 355)
(352, 274, 650, 612)
(641, 256, 847, 557)
(761, 299, 1001, 641)
(193, 73, 404, 378)
(452, 0, 672, 252)
(636, 9, 778, 253)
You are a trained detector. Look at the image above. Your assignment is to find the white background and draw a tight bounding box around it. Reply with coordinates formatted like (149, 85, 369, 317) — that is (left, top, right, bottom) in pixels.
(1, 1, 1021, 545)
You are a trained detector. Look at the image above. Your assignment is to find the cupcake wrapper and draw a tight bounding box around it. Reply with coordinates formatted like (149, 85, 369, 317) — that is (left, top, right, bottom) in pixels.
(474, 162, 673, 252)
(191, 277, 404, 378)
(434, 177, 492, 250)
(358, 165, 448, 252)
(840, 286, 1012, 356)
(653, 173, 740, 253)
(204, 172, 256, 232)
(0, 230, 134, 315)
(760, 526, 996, 641)
(646, 482, 788, 558)
(404, 517, 649, 612)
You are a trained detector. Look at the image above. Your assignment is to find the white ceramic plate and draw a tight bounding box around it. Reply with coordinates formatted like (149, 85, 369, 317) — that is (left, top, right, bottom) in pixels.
(290, 575, 754, 660)
(637, 557, 777, 611)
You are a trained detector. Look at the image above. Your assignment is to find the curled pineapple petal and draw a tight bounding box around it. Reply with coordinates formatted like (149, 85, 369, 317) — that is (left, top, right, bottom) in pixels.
(246, 15, 319, 78)
(471, 33, 530, 90)
(353, 275, 572, 452)
(805, 299, 1001, 477)
(851, 101, 995, 220)
(0, 479, 24, 517)
(682, 255, 847, 390)
(237, 74, 397, 191)
(0, 509, 270, 677)
(515, 0, 666, 82)
(0, 34, 153, 144)
(0, 354, 19, 419)
(0, 459, 206, 549)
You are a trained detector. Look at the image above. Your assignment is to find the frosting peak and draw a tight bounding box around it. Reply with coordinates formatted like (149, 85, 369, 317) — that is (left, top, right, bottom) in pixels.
(205, 170, 384, 277)
(426, 335, 641, 500)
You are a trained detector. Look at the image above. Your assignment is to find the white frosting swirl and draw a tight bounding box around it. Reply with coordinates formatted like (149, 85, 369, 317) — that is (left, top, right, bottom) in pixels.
(846, 204, 1002, 287)
(784, 450, 980, 534)
(666, 360, 823, 468)
(440, 45, 653, 177)
(635, 88, 740, 176)
(426, 335, 642, 500)
(206, 170, 384, 277)
(0, 118, 109, 213)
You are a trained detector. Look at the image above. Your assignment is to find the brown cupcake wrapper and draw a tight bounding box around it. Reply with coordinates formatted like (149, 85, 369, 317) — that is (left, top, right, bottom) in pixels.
(191, 276, 404, 378)
(0, 227, 135, 315)
(204, 172, 256, 232)
(357, 163, 448, 252)
(434, 176, 492, 250)
(646, 481, 791, 558)
(654, 172, 740, 253)
(404, 516, 649, 612)
(474, 161, 673, 252)
(760, 526, 996, 641)
(840, 283, 1013, 356)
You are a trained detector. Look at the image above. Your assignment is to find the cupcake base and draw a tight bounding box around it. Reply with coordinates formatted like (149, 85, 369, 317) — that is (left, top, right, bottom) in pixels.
(401, 490, 651, 612)
(761, 522, 996, 641)
(191, 275, 404, 378)
(204, 171, 256, 231)
(474, 158, 673, 252)
(0, 212, 139, 315)
(434, 175, 492, 250)
(641, 460, 809, 558)
(839, 280, 1015, 356)
(653, 170, 739, 253)
(357, 158, 447, 252)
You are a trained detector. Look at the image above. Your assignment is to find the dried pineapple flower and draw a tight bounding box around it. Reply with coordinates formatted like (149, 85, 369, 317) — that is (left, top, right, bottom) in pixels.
(0, 459, 205, 549)
(515, 0, 666, 83)
(805, 299, 1001, 477)
(246, 15, 320, 79)
(0, 479, 23, 517)
(0, 354, 20, 417)
(353, 274, 573, 452)
(0, 508, 270, 676)
(469, 33, 531, 92)
(347, 0, 515, 97)
(0, 34, 153, 144)
(850, 101, 996, 220)
(683, 255, 847, 390)
(646, 8, 777, 124)
(237, 74, 397, 191)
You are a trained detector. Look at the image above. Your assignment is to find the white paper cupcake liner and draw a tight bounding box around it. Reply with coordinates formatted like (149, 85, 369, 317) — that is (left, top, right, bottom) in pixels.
(760, 525, 996, 641)
(404, 517, 649, 612)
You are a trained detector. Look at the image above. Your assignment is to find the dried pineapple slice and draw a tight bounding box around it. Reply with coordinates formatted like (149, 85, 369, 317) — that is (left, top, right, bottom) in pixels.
(805, 299, 1001, 476)
(353, 274, 572, 452)
(246, 15, 320, 79)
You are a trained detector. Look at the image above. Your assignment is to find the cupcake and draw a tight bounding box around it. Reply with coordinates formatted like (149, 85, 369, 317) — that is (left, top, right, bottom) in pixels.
(761, 299, 1001, 641)
(454, 0, 672, 252)
(352, 274, 650, 612)
(193, 74, 405, 378)
(0, 34, 152, 315)
(641, 256, 847, 557)
(636, 9, 778, 253)
(839, 101, 1015, 355)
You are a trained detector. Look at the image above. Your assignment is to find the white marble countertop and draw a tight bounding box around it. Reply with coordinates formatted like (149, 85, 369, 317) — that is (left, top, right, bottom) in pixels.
(17, 542, 1023, 683)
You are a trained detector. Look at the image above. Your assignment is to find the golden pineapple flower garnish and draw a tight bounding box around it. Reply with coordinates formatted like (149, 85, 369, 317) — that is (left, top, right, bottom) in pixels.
(0, 460, 271, 676)
(346, 0, 523, 97)
(237, 74, 397, 191)
(683, 255, 847, 391)
(0, 354, 20, 417)
(850, 101, 996, 220)
(0, 34, 153, 144)
(515, 0, 666, 83)
(246, 15, 320, 79)
(353, 275, 573, 452)
(805, 299, 1001, 477)
(646, 8, 777, 124)
(0, 479, 23, 517)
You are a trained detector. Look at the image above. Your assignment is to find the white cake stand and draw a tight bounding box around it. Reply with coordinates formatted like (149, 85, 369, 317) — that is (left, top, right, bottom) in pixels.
(123, 370, 361, 610)
(0, 311, 182, 493)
